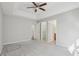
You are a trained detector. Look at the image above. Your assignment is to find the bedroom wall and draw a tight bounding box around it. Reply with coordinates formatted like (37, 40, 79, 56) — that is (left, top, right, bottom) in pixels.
(39, 7, 79, 48)
(0, 4, 3, 54)
(56, 8, 79, 48)
(3, 15, 36, 45)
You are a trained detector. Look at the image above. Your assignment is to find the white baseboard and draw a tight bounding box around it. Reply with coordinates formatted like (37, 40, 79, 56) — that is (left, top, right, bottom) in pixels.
(56, 43, 68, 48)
(3, 39, 31, 46)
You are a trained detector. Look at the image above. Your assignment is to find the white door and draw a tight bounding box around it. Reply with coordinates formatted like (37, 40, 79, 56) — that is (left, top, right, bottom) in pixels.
(41, 22, 48, 41)
(35, 23, 41, 40)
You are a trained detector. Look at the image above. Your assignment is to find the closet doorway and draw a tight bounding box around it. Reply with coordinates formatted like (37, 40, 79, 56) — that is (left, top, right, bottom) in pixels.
(32, 20, 56, 44)
(48, 20, 56, 43)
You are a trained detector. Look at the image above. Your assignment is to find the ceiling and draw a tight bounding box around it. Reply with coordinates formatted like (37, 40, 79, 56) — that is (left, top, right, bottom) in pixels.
(1, 2, 79, 20)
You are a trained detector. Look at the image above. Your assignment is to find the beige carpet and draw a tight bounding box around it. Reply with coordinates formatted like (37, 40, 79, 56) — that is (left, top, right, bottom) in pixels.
(1, 40, 71, 56)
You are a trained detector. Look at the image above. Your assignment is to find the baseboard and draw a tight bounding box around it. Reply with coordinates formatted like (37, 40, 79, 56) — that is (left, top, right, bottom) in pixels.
(3, 39, 31, 46)
(56, 43, 68, 48)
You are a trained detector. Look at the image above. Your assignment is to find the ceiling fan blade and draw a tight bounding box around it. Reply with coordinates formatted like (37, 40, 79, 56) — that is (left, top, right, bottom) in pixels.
(32, 2, 38, 7)
(27, 7, 35, 8)
(39, 8, 45, 11)
(39, 3, 47, 7)
(35, 9, 37, 12)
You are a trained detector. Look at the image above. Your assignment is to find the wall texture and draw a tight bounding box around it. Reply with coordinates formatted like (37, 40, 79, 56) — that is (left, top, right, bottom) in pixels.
(35, 8, 79, 48)
(3, 15, 35, 45)
(56, 8, 79, 48)
(0, 5, 3, 54)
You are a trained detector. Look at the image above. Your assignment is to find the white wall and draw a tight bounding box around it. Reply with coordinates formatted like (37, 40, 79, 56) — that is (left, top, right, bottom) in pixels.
(0, 5, 3, 54)
(3, 15, 35, 45)
(39, 7, 79, 48)
(56, 8, 79, 48)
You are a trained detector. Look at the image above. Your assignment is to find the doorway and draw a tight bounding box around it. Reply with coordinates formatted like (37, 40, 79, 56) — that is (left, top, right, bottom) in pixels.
(48, 20, 56, 43)
(32, 20, 56, 44)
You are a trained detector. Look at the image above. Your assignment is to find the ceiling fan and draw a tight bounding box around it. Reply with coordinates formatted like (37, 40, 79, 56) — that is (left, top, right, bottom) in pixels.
(27, 2, 47, 12)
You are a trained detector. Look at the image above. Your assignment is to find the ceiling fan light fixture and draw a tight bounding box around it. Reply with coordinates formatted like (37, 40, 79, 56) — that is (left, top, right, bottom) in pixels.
(27, 2, 47, 12)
